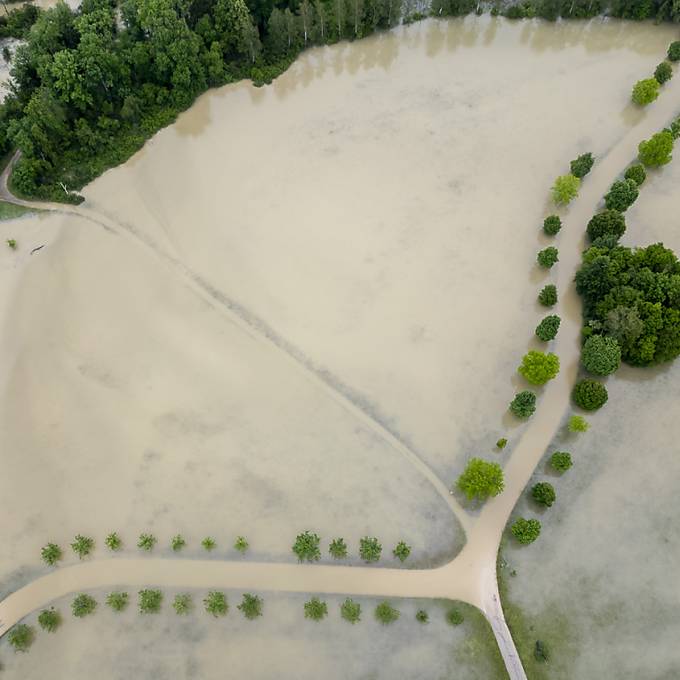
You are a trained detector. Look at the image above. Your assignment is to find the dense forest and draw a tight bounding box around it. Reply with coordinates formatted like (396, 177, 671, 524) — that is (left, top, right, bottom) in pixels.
(0, 0, 678, 200)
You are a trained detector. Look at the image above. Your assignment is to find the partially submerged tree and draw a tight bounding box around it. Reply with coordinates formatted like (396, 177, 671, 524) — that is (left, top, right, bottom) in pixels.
(572, 379, 608, 410)
(359, 536, 382, 562)
(71, 535, 94, 559)
(551, 174, 580, 205)
(654, 61, 673, 85)
(105, 532, 122, 551)
(292, 530, 321, 562)
(329, 537, 348, 559)
(138, 589, 162, 614)
(304, 597, 328, 621)
(518, 351, 560, 385)
(509, 390, 537, 419)
(204, 591, 228, 617)
(106, 592, 129, 612)
(531, 482, 556, 507)
(604, 178, 638, 212)
(511, 518, 541, 544)
(568, 415, 589, 433)
(538, 284, 558, 307)
(581, 335, 621, 376)
(446, 608, 464, 625)
(234, 536, 249, 554)
(171, 535, 186, 552)
(7, 624, 34, 652)
(173, 593, 192, 615)
(202, 537, 217, 552)
(542, 215, 562, 236)
(415, 609, 429, 624)
(570, 152, 594, 178)
(72, 594, 97, 618)
(535, 314, 561, 341)
(638, 131, 673, 167)
(537, 246, 559, 269)
(392, 541, 411, 562)
(631, 78, 660, 106)
(340, 598, 361, 624)
(457, 458, 504, 501)
(375, 601, 400, 624)
(41, 542, 62, 566)
(624, 164, 646, 186)
(586, 210, 626, 242)
(38, 608, 61, 632)
(550, 451, 573, 472)
(238, 593, 263, 620)
(137, 534, 157, 552)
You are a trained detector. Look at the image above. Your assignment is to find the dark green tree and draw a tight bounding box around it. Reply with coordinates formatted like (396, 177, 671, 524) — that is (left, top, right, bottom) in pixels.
(359, 536, 382, 562)
(537, 247, 559, 269)
(668, 41, 680, 62)
(292, 530, 321, 562)
(7, 624, 34, 652)
(329, 537, 348, 559)
(204, 591, 228, 617)
(531, 482, 556, 507)
(581, 335, 621, 375)
(106, 591, 129, 612)
(304, 597, 328, 621)
(509, 390, 537, 419)
(173, 593, 192, 615)
(392, 541, 411, 562)
(238, 593, 263, 619)
(586, 210, 626, 242)
(604, 178, 638, 212)
(542, 215, 561, 236)
(340, 598, 361, 623)
(41, 542, 62, 566)
(72, 593, 97, 617)
(538, 284, 558, 307)
(572, 379, 608, 410)
(535, 314, 561, 341)
(654, 61, 673, 85)
(38, 608, 61, 632)
(138, 589, 163, 613)
(623, 164, 646, 186)
(550, 451, 572, 472)
(375, 601, 399, 624)
(570, 152, 594, 178)
(511, 518, 541, 544)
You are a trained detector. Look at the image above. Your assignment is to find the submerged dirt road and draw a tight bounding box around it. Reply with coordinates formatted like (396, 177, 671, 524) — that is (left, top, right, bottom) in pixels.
(1, 45, 679, 680)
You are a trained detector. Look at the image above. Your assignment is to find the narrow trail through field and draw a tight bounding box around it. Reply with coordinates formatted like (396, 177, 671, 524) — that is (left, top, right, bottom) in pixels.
(1, 73, 679, 679)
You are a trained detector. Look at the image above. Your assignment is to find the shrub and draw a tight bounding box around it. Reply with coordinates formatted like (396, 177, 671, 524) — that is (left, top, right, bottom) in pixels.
(457, 458, 504, 500)
(446, 608, 464, 625)
(582, 335, 621, 375)
(537, 246, 559, 269)
(570, 152, 594, 178)
(329, 537, 348, 559)
(173, 593, 192, 615)
(292, 531, 321, 562)
(638, 131, 673, 167)
(38, 608, 61, 632)
(171, 535, 186, 551)
(7, 624, 34, 652)
(538, 284, 557, 307)
(543, 215, 562, 235)
(531, 482, 556, 507)
(6, 238, 17, 250)
(393, 541, 411, 562)
(340, 598, 361, 624)
(586, 210, 626, 241)
(105, 532, 122, 551)
(509, 390, 537, 419)
(604, 178, 638, 212)
(202, 537, 217, 551)
(535, 640, 550, 662)
(511, 518, 541, 544)
(535, 314, 561, 341)
(238, 593, 263, 620)
(550, 451, 573, 472)
(106, 592, 129, 612)
(71, 535, 94, 559)
(304, 597, 328, 621)
(518, 351, 560, 385)
(204, 591, 228, 617)
(670, 118, 680, 140)
(496, 438, 508, 450)
(654, 61, 673, 85)
(568, 415, 589, 432)
(631, 78, 660, 106)
(416, 609, 429, 623)
(137, 534, 156, 551)
(41, 542, 62, 566)
(572, 379, 608, 410)
(375, 601, 400, 624)
(72, 594, 97, 618)
(624, 164, 646, 186)
(359, 536, 382, 562)
(234, 536, 249, 553)
(138, 589, 162, 614)
(668, 41, 680, 62)
(551, 174, 580, 205)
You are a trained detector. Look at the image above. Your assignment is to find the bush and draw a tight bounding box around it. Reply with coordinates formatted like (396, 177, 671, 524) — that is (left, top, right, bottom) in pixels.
(582, 335, 621, 375)
(542, 215, 562, 236)
(638, 131, 673, 167)
(586, 210, 626, 242)
(668, 41, 680, 62)
(572, 379, 608, 410)
(604, 178, 638, 212)
(511, 518, 541, 544)
(568, 415, 589, 432)
(106, 592, 129, 612)
(654, 61, 673, 85)
(535, 314, 561, 341)
(535, 640, 550, 662)
(359, 536, 382, 562)
(375, 601, 400, 624)
(71, 535, 94, 559)
(292, 530, 321, 562)
(202, 537, 217, 551)
(570, 152, 594, 178)
(446, 608, 464, 625)
(41, 542, 62, 566)
(551, 174, 580, 205)
(631, 78, 660, 106)
(234, 536, 249, 553)
(531, 482, 556, 507)
(457, 458, 505, 500)
(329, 537, 348, 559)
(393, 541, 411, 562)
(538, 284, 558, 307)
(138, 589, 162, 614)
(173, 593, 192, 615)
(509, 390, 537, 419)
(496, 438, 508, 450)
(204, 591, 228, 617)
(38, 608, 61, 633)
(304, 597, 328, 621)
(105, 532, 122, 551)
(7, 624, 34, 652)
(137, 533, 156, 551)
(416, 609, 429, 623)
(624, 164, 646, 187)
(72, 594, 97, 618)
(340, 598, 361, 624)
(238, 593, 263, 620)
(550, 451, 572, 472)
(6, 238, 17, 249)
(537, 247, 559, 269)
(518, 351, 560, 385)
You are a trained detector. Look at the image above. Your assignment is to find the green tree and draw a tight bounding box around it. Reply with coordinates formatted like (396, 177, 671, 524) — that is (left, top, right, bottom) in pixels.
(638, 131, 673, 167)
(446, 608, 464, 625)
(669, 41, 680, 62)
(518, 350, 560, 385)
(631, 78, 660, 105)
(105, 532, 122, 551)
(535, 314, 561, 341)
(416, 609, 429, 623)
(531, 482, 556, 507)
(511, 518, 541, 544)
(542, 215, 561, 236)
(509, 390, 537, 419)
(392, 541, 411, 562)
(538, 284, 557, 307)
(171, 535, 186, 551)
(137, 533, 156, 551)
(138, 589, 162, 614)
(581, 335, 621, 375)
(292, 530, 321, 562)
(7, 624, 34, 652)
(457, 458, 504, 501)
(202, 537, 217, 551)
(375, 601, 399, 624)
(572, 379, 608, 410)
(570, 152, 594, 178)
(204, 591, 228, 617)
(550, 451, 572, 472)
(72, 593, 97, 617)
(41, 542, 62, 566)
(654, 61, 673, 85)
(71, 535, 94, 559)
(568, 414, 589, 432)
(238, 593, 263, 619)
(173, 593, 192, 615)
(106, 591, 129, 612)
(38, 607, 61, 632)
(304, 597, 328, 621)
(359, 536, 382, 562)
(340, 598, 361, 623)
(624, 164, 646, 186)
(586, 210, 626, 242)
(234, 536, 249, 553)
(496, 438, 508, 450)
(537, 246, 559, 269)
(551, 174, 580, 205)
(215, 0, 261, 61)
(329, 537, 348, 559)
(604, 178, 638, 212)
